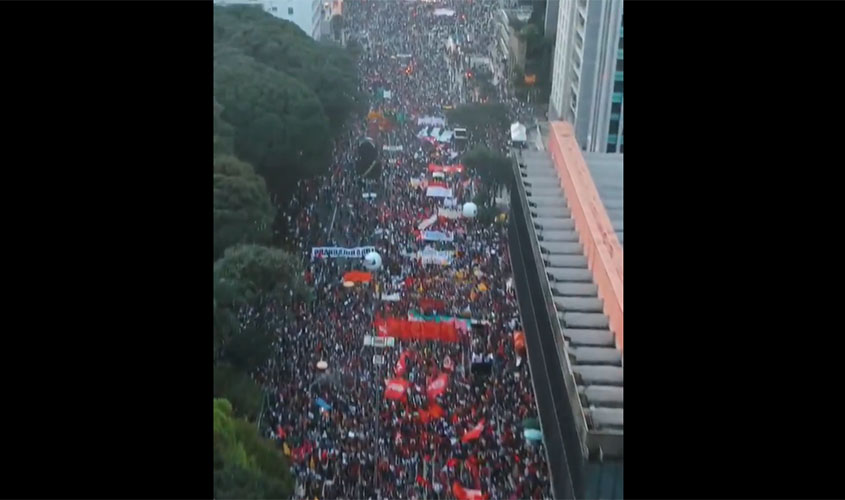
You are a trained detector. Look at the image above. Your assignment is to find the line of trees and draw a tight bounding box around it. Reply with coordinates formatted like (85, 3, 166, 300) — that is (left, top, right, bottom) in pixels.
(213, 6, 363, 497)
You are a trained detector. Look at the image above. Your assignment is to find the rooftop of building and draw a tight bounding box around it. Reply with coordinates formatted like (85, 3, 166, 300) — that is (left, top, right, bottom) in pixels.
(510, 121, 623, 463)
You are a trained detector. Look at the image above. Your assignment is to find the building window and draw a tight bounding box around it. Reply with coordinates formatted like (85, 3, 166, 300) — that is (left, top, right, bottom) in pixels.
(288, 7, 294, 15)
(613, 80, 623, 93)
(611, 102, 622, 115)
(606, 143, 616, 153)
(607, 134, 618, 144)
(616, 58, 623, 72)
(609, 117, 620, 136)
(611, 92, 623, 104)
(614, 71, 623, 82)
(271, 6, 277, 12)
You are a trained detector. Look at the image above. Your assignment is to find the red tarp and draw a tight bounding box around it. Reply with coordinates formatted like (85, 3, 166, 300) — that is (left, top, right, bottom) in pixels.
(384, 378, 410, 400)
(426, 373, 449, 400)
(428, 163, 465, 174)
(343, 271, 373, 283)
(374, 317, 460, 343)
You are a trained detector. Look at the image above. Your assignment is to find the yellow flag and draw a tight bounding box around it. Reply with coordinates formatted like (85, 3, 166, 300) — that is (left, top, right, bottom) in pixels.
(478, 283, 488, 292)
(283, 443, 291, 456)
(310, 456, 316, 470)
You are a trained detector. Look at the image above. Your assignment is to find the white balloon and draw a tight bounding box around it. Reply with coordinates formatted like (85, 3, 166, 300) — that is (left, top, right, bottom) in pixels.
(363, 251, 383, 271)
(462, 202, 478, 218)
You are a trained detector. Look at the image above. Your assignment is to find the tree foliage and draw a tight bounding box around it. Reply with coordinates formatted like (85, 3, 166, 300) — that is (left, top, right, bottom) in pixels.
(214, 5, 363, 135)
(330, 14, 344, 41)
(447, 103, 510, 137)
(213, 244, 309, 361)
(214, 44, 332, 193)
(462, 146, 514, 188)
(214, 155, 275, 260)
(213, 244, 310, 307)
(214, 398, 294, 499)
(214, 363, 264, 420)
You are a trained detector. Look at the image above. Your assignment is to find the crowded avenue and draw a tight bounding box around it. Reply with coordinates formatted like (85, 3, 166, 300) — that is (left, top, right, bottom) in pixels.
(257, 1, 551, 499)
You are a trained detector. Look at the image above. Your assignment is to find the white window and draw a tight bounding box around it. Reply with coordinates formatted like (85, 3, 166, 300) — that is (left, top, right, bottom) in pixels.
(288, 7, 293, 15)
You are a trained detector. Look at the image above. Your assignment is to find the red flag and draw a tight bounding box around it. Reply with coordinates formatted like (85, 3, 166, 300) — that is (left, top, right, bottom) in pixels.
(395, 350, 409, 376)
(461, 419, 485, 443)
(374, 318, 388, 337)
(447, 457, 459, 468)
(384, 378, 410, 400)
(453, 483, 485, 500)
(429, 402, 445, 419)
(426, 373, 449, 400)
(418, 409, 431, 423)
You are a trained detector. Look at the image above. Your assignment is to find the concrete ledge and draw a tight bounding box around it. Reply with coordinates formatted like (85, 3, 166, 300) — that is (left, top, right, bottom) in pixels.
(547, 122, 624, 352)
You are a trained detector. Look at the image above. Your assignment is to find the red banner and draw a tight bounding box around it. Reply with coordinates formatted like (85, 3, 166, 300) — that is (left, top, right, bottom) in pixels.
(384, 378, 409, 401)
(343, 271, 372, 283)
(428, 163, 464, 174)
(426, 373, 449, 400)
(429, 402, 445, 419)
(374, 318, 459, 343)
(420, 297, 446, 312)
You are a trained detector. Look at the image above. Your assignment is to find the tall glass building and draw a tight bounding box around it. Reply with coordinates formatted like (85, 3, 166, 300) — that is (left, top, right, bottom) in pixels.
(548, 0, 623, 153)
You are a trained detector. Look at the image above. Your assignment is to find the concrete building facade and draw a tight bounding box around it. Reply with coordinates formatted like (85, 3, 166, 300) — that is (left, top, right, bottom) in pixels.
(548, 0, 623, 153)
(215, 0, 324, 40)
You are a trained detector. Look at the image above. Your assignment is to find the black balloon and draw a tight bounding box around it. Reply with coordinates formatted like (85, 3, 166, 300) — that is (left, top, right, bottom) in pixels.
(355, 138, 380, 178)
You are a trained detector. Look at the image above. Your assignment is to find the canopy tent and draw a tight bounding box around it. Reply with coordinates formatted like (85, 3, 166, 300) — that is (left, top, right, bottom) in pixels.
(510, 122, 527, 143)
(434, 8, 456, 16)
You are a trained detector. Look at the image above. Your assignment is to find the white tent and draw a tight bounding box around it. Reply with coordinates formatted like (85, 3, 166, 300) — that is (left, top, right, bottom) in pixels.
(434, 8, 456, 16)
(510, 122, 527, 143)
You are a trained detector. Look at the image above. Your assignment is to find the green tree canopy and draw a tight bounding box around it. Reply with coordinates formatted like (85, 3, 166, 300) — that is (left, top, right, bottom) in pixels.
(214, 44, 332, 194)
(214, 99, 236, 156)
(213, 244, 310, 308)
(462, 146, 514, 188)
(214, 363, 264, 420)
(213, 244, 309, 359)
(214, 398, 294, 499)
(214, 155, 275, 260)
(330, 14, 344, 41)
(447, 103, 510, 136)
(214, 5, 363, 135)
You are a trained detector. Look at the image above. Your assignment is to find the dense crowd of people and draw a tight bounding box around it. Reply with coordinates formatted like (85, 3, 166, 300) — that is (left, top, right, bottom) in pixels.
(257, 1, 551, 499)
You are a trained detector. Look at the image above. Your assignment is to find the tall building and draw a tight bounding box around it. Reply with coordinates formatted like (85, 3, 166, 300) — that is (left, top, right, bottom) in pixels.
(548, 0, 623, 153)
(215, 0, 324, 40)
